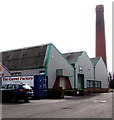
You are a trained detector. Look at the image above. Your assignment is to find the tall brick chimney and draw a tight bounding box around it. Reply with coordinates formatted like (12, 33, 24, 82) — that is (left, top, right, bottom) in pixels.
(95, 5, 107, 66)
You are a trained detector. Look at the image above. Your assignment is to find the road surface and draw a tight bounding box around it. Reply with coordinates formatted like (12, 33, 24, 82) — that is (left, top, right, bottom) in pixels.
(2, 92, 112, 118)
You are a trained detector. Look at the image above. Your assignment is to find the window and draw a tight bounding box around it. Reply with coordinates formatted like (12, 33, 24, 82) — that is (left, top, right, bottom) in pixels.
(87, 80, 94, 88)
(1, 85, 7, 89)
(14, 84, 19, 89)
(87, 81, 101, 88)
(7, 84, 15, 89)
(97, 82, 101, 88)
(12, 72, 21, 76)
(95, 81, 101, 88)
(39, 70, 45, 75)
(79, 66, 83, 73)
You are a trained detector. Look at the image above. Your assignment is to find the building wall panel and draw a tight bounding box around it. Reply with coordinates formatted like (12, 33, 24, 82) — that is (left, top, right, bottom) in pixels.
(95, 59, 108, 88)
(75, 52, 94, 88)
(48, 45, 74, 88)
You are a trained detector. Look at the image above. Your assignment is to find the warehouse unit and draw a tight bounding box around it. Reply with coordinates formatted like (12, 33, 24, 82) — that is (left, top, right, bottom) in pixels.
(2, 43, 108, 93)
(63, 51, 94, 91)
(63, 52, 109, 92)
(91, 57, 108, 92)
(2, 43, 74, 90)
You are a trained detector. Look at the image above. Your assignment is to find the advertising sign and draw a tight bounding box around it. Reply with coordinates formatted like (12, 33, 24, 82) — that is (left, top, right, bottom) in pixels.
(2, 76, 34, 86)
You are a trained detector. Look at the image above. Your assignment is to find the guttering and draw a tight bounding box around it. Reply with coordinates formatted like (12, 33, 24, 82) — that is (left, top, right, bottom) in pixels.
(9, 66, 45, 71)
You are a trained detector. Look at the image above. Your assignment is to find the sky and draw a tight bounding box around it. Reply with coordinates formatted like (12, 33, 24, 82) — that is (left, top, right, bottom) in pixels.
(0, 0, 112, 72)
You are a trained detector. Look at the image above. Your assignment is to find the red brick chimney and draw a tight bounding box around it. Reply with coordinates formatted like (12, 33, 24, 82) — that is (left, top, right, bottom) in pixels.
(95, 5, 107, 66)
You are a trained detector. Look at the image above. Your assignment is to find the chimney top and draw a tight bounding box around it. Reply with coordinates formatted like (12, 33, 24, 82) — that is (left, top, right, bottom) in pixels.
(96, 5, 104, 13)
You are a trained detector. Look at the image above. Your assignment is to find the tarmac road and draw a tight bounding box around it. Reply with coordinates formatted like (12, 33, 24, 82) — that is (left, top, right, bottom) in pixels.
(2, 92, 113, 118)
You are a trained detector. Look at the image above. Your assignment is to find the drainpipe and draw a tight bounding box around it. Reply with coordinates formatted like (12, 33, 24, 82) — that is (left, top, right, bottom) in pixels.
(94, 66, 96, 92)
(45, 66, 48, 76)
(73, 63, 76, 89)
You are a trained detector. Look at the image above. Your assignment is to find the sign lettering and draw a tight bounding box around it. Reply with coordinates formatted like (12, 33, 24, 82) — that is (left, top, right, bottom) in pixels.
(2, 76, 34, 86)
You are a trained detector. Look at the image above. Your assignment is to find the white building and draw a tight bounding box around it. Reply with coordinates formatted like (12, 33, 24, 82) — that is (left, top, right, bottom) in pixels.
(64, 52, 108, 92)
(2, 43, 74, 90)
(2, 43, 109, 92)
(91, 57, 108, 92)
(63, 51, 94, 90)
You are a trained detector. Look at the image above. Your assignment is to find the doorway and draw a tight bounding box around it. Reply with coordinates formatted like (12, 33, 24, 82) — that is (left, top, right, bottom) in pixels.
(77, 74, 84, 89)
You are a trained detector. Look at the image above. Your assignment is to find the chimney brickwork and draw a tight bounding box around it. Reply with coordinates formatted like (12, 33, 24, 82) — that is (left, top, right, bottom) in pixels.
(96, 5, 107, 66)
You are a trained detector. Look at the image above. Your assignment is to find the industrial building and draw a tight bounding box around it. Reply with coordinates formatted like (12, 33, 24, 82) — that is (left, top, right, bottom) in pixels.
(63, 51, 108, 92)
(1, 43, 109, 93)
(63, 51, 94, 90)
(91, 57, 108, 92)
(2, 43, 74, 90)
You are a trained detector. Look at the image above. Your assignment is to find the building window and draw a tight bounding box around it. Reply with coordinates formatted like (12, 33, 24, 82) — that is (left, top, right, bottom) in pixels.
(39, 70, 45, 75)
(79, 66, 83, 73)
(95, 81, 101, 88)
(87, 80, 94, 88)
(12, 72, 21, 76)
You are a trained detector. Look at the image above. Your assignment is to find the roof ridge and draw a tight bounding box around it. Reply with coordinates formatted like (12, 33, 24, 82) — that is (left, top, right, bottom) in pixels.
(90, 57, 101, 59)
(1, 43, 52, 52)
(63, 51, 84, 54)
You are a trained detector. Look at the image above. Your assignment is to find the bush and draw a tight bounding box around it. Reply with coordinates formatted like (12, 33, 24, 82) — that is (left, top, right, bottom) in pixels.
(64, 89, 78, 96)
(64, 89, 85, 96)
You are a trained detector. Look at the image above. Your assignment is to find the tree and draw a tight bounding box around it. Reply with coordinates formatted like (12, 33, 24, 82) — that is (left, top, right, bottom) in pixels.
(109, 73, 114, 89)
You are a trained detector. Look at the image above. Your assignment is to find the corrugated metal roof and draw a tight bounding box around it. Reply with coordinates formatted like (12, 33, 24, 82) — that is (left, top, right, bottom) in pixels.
(91, 57, 100, 66)
(2, 44, 49, 70)
(63, 51, 83, 64)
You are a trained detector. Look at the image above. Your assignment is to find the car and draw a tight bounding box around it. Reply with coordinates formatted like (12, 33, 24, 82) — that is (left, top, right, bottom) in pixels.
(0, 83, 33, 103)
